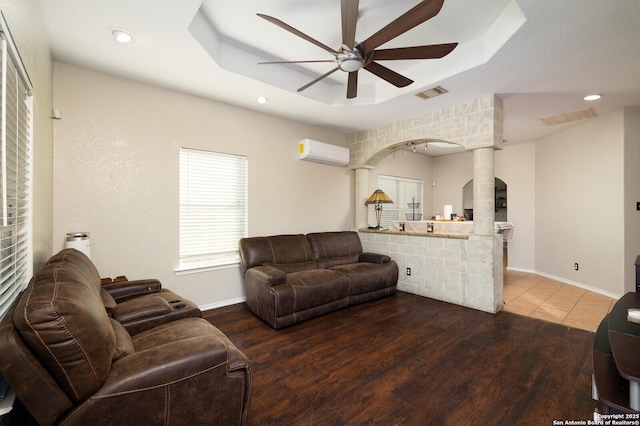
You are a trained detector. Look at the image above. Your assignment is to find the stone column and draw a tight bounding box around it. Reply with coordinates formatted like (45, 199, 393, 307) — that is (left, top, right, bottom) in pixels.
(472, 147, 496, 236)
(354, 168, 370, 229)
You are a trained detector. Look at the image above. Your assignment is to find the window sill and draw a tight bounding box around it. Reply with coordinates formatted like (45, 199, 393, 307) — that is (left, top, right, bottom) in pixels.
(174, 261, 241, 276)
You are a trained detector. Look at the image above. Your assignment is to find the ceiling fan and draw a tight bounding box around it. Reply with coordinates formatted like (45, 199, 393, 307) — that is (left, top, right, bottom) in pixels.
(257, 0, 458, 99)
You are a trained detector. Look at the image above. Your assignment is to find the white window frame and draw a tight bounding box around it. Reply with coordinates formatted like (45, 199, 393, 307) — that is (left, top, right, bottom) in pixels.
(377, 174, 424, 228)
(177, 148, 248, 273)
(0, 13, 33, 320)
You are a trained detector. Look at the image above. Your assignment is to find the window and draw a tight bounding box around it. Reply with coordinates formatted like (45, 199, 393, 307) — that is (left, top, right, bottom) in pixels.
(179, 148, 247, 271)
(0, 21, 33, 319)
(377, 175, 423, 228)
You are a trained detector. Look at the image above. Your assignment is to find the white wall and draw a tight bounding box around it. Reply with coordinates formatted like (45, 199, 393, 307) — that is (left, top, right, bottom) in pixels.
(0, 0, 55, 267)
(53, 63, 352, 308)
(535, 109, 624, 296)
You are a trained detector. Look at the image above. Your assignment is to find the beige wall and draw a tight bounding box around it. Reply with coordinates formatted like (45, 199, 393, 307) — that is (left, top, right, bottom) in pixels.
(623, 107, 640, 292)
(53, 63, 351, 308)
(0, 0, 55, 267)
(432, 151, 473, 218)
(495, 141, 536, 271)
(536, 109, 625, 296)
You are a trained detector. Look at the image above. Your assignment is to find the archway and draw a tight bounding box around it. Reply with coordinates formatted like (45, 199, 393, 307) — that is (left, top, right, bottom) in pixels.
(462, 177, 507, 221)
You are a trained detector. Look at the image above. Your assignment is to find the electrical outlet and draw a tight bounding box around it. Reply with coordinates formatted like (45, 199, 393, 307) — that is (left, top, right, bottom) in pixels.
(574, 263, 579, 271)
(406, 267, 411, 276)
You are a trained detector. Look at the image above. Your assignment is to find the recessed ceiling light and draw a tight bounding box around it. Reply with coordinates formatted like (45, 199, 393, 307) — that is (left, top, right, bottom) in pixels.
(584, 94, 601, 101)
(112, 29, 133, 43)
(257, 97, 268, 105)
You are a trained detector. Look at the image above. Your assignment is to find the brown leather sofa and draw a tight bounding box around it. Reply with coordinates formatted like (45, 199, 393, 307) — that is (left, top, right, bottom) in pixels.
(0, 252, 252, 425)
(46, 248, 202, 335)
(239, 231, 398, 329)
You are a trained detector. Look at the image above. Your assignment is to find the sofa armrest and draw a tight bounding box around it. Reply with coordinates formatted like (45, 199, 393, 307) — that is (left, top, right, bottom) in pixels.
(245, 265, 287, 287)
(101, 279, 162, 302)
(359, 252, 391, 264)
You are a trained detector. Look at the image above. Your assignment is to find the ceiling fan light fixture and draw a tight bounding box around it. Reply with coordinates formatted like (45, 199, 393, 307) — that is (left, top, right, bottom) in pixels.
(339, 58, 363, 72)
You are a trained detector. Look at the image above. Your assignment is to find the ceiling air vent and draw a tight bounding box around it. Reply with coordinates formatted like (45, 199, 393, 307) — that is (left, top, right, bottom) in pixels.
(540, 108, 595, 126)
(416, 86, 448, 100)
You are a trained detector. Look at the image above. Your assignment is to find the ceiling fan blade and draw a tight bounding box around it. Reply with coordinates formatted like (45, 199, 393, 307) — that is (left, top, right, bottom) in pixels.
(259, 60, 338, 65)
(257, 13, 339, 55)
(373, 43, 458, 60)
(364, 61, 413, 87)
(298, 67, 340, 92)
(341, 0, 359, 49)
(361, 0, 444, 53)
(346, 71, 358, 98)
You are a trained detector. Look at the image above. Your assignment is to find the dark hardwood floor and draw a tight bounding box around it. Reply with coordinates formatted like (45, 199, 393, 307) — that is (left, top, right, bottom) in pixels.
(204, 292, 596, 425)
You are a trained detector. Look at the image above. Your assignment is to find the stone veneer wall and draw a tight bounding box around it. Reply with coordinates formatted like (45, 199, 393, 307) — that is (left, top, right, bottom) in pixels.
(349, 95, 503, 169)
(359, 231, 504, 314)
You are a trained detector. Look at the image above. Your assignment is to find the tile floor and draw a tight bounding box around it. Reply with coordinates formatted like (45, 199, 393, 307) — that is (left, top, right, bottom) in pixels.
(503, 269, 616, 332)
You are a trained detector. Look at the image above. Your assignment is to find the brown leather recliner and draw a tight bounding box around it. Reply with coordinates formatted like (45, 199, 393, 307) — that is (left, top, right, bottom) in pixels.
(46, 249, 202, 335)
(0, 259, 252, 425)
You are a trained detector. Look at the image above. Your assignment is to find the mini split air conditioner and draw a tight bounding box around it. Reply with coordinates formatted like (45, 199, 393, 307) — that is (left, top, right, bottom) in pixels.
(298, 139, 350, 167)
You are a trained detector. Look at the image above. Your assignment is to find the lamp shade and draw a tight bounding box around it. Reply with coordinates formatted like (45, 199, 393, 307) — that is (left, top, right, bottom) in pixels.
(365, 189, 393, 205)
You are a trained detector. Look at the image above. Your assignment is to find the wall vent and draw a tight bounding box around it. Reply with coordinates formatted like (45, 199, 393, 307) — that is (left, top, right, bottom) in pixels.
(416, 86, 448, 100)
(540, 108, 595, 126)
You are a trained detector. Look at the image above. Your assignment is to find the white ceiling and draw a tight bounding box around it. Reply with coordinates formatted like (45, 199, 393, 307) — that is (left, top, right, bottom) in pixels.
(39, 0, 640, 148)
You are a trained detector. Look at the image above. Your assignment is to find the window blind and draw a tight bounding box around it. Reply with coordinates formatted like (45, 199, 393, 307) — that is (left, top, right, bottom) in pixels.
(377, 174, 424, 228)
(0, 30, 33, 319)
(179, 148, 247, 270)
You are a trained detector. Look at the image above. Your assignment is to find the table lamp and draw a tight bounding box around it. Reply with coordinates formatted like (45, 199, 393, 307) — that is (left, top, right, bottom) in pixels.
(365, 189, 393, 229)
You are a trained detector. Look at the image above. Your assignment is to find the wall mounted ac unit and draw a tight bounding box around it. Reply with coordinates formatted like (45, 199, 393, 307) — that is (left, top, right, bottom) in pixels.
(298, 139, 350, 167)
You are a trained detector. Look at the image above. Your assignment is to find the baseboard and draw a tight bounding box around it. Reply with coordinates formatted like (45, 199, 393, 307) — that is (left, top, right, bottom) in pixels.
(506, 266, 621, 300)
(200, 297, 246, 312)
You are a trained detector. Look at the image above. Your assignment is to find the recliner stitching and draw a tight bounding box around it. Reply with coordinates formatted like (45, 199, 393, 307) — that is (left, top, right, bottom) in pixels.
(21, 265, 103, 401)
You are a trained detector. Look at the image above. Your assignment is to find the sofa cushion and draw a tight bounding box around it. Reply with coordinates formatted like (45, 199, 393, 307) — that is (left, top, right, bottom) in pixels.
(307, 231, 362, 269)
(239, 234, 317, 272)
(13, 262, 116, 403)
(330, 261, 399, 295)
(272, 269, 350, 316)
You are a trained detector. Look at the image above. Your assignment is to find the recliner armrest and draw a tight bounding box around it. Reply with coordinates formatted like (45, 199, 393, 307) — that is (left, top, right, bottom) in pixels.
(62, 322, 252, 425)
(101, 279, 162, 302)
(359, 252, 391, 264)
(101, 333, 244, 393)
(110, 296, 172, 323)
(245, 265, 287, 287)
